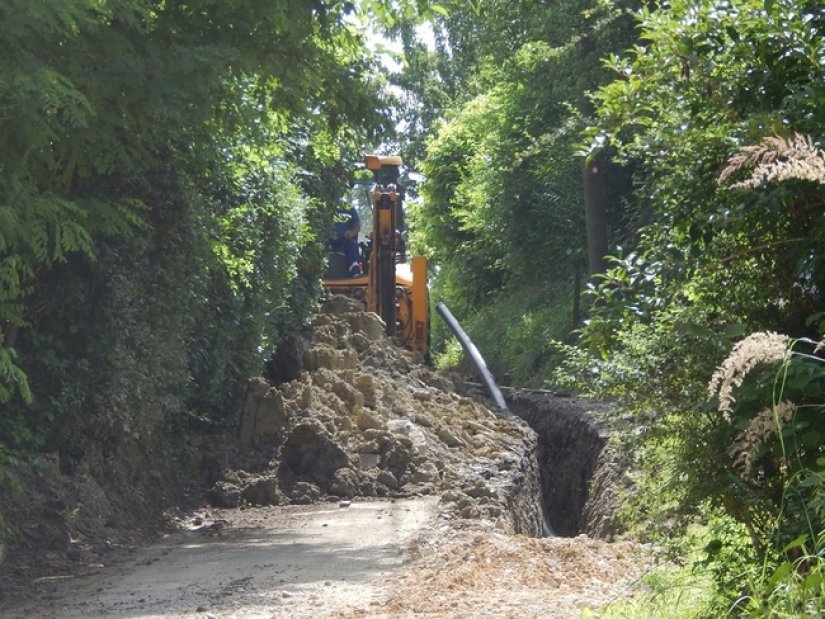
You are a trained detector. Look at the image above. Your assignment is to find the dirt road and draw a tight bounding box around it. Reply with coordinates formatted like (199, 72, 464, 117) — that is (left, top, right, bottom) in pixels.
(3, 498, 439, 619)
(1, 495, 649, 619)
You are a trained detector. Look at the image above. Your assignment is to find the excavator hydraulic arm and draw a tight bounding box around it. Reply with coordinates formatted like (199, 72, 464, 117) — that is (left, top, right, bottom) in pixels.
(324, 154, 429, 357)
(368, 176, 398, 336)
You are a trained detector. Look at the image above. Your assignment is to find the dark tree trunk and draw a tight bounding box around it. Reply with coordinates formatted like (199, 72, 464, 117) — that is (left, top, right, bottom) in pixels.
(3, 321, 18, 348)
(583, 161, 608, 276)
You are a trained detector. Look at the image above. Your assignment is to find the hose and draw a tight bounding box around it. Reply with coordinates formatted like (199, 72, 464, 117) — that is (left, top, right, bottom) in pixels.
(435, 302, 511, 415)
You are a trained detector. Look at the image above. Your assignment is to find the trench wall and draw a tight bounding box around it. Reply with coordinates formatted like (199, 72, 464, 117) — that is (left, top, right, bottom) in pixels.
(506, 392, 624, 539)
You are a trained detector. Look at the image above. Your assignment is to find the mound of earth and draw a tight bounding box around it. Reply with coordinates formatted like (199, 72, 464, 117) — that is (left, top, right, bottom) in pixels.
(206, 295, 543, 536)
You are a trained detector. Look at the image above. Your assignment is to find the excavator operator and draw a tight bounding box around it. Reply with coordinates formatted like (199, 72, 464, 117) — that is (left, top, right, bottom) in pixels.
(328, 204, 362, 277)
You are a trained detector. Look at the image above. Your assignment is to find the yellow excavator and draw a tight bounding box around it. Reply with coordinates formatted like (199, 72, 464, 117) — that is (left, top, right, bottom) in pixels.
(323, 155, 429, 358)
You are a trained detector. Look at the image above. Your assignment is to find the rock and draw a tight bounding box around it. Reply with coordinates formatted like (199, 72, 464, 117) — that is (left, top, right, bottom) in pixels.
(332, 380, 364, 409)
(239, 382, 288, 447)
(386, 419, 414, 434)
(278, 422, 351, 489)
(288, 481, 321, 504)
(343, 312, 386, 341)
(434, 424, 466, 448)
(241, 477, 282, 506)
(264, 335, 306, 386)
(376, 470, 398, 490)
(206, 482, 242, 508)
(395, 435, 414, 449)
(380, 441, 412, 480)
(408, 462, 439, 484)
(328, 468, 360, 499)
(358, 440, 380, 455)
(357, 453, 380, 470)
(303, 345, 358, 371)
(322, 295, 365, 314)
(464, 481, 497, 499)
(198, 295, 548, 536)
(354, 373, 381, 408)
(356, 411, 384, 431)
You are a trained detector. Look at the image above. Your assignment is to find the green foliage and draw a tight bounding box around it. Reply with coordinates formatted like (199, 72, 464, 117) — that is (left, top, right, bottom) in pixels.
(406, 0, 638, 379)
(0, 0, 388, 474)
(706, 338, 825, 546)
(408, 0, 825, 612)
(433, 281, 576, 387)
(733, 533, 825, 617)
(586, 0, 825, 337)
(570, 0, 825, 545)
(589, 517, 751, 618)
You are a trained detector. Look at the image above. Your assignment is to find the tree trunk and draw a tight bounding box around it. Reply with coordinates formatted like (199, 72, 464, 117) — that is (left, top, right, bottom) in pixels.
(3, 321, 18, 348)
(583, 161, 608, 276)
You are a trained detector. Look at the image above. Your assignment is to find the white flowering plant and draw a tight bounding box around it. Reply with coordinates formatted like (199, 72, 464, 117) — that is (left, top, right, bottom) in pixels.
(709, 333, 825, 547)
(706, 331, 825, 614)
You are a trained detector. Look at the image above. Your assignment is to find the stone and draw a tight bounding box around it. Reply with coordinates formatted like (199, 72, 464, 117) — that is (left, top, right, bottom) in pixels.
(328, 468, 360, 499)
(408, 462, 439, 484)
(376, 470, 398, 490)
(322, 295, 365, 314)
(278, 423, 351, 489)
(464, 481, 497, 499)
(434, 425, 466, 448)
(356, 411, 384, 431)
(289, 481, 321, 504)
(206, 482, 242, 508)
(303, 345, 358, 371)
(344, 311, 386, 341)
(354, 373, 381, 408)
(241, 478, 281, 506)
(332, 380, 364, 409)
(380, 442, 411, 479)
(239, 380, 288, 447)
(386, 419, 414, 434)
(264, 335, 306, 386)
(357, 453, 380, 470)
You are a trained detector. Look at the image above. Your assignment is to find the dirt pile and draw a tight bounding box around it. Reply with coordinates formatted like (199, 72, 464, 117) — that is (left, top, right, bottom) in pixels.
(380, 529, 652, 618)
(207, 295, 543, 536)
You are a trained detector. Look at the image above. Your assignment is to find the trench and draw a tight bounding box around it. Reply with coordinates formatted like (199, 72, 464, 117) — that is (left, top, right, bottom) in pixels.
(439, 305, 622, 539)
(505, 390, 623, 539)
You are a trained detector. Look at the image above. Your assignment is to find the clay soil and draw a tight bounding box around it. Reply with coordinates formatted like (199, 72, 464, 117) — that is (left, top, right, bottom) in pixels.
(0, 296, 652, 617)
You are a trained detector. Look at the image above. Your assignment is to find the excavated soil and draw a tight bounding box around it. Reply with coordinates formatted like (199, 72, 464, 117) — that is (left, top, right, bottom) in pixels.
(212, 294, 543, 537)
(0, 296, 652, 617)
(382, 530, 650, 618)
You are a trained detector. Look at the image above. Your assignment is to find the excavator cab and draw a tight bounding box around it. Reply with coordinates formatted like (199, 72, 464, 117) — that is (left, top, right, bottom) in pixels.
(323, 155, 429, 358)
(324, 182, 373, 280)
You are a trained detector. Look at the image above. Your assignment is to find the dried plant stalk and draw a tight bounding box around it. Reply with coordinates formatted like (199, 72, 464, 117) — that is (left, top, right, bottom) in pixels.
(719, 133, 825, 188)
(708, 331, 791, 419)
(731, 401, 796, 479)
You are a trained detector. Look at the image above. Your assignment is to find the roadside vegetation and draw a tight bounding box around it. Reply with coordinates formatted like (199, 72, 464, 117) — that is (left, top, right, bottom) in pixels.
(0, 0, 421, 543)
(2, 0, 825, 615)
(401, 0, 825, 615)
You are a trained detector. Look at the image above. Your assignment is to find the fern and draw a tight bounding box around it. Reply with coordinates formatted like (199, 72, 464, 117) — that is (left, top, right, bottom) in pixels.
(0, 347, 31, 405)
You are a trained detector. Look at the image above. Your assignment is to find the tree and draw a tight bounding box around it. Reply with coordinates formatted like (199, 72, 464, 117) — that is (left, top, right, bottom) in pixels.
(403, 0, 638, 381)
(567, 1, 825, 605)
(0, 0, 388, 459)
